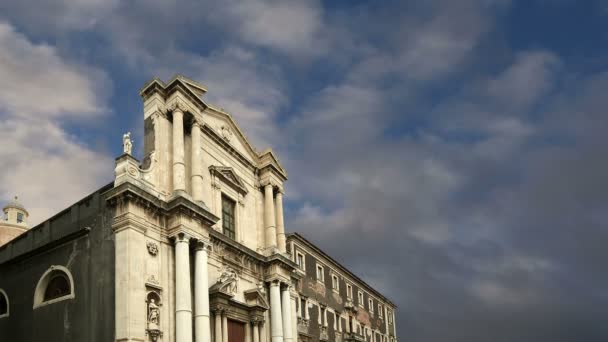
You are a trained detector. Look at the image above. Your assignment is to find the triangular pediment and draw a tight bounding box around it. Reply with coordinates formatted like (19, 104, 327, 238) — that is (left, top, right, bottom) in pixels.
(209, 166, 248, 194)
(202, 106, 261, 166)
(244, 288, 269, 309)
(258, 149, 288, 180)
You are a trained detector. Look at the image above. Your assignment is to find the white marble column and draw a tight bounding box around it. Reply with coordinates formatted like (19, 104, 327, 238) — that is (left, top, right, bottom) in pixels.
(191, 120, 204, 202)
(173, 107, 186, 192)
(253, 322, 260, 342)
(275, 189, 286, 253)
(222, 311, 228, 342)
(282, 285, 293, 342)
(175, 234, 193, 342)
(264, 183, 277, 249)
(194, 243, 211, 342)
(270, 281, 284, 342)
(290, 295, 298, 342)
(245, 321, 252, 342)
(260, 321, 267, 342)
(214, 310, 222, 342)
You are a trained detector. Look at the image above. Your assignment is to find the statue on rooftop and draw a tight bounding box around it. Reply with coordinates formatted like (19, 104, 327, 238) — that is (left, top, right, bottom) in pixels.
(123, 132, 133, 155)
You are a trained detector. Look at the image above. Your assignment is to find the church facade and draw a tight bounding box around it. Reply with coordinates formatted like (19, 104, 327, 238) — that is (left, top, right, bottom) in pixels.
(0, 76, 397, 342)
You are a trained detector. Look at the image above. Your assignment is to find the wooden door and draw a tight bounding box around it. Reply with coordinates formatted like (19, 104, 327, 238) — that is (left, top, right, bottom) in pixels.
(228, 319, 245, 342)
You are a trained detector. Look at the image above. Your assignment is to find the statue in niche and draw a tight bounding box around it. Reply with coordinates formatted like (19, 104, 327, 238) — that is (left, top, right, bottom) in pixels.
(148, 298, 160, 328)
(123, 132, 133, 155)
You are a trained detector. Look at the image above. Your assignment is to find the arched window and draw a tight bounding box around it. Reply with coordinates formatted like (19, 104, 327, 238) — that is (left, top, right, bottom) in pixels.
(33, 265, 75, 309)
(0, 289, 9, 318)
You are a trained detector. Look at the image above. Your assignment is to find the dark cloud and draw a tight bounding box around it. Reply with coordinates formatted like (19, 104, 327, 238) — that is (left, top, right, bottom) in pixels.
(1, 0, 607, 341)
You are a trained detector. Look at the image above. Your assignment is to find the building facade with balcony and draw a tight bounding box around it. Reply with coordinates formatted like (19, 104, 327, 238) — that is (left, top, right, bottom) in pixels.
(0, 76, 397, 342)
(286, 234, 397, 342)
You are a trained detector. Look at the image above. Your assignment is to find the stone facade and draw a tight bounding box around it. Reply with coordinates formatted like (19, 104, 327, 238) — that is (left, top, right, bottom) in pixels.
(286, 234, 397, 342)
(0, 75, 397, 342)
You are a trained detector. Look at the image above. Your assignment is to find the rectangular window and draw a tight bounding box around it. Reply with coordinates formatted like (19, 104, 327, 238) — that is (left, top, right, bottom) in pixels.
(296, 252, 305, 270)
(316, 264, 325, 282)
(16, 212, 23, 223)
(369, 298, 374, 313)
(388, 309, 393, 323)
(378, 304, 383, 318)
(301, 298, 306, 317)
(221, 195, 236, 239)
(358, 291, 364, 307)
(332, 274, 339, 292)
(347, 284, 353, 299)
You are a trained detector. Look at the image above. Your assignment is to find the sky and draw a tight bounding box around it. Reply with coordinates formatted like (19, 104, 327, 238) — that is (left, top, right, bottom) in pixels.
(1, 0, 607, 340)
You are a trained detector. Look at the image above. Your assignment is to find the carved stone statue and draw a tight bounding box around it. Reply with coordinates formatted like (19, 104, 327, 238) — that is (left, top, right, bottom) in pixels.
(210, 267, 238, 296)
(148, 298, 160, 328)
(123, 132, 133, 155)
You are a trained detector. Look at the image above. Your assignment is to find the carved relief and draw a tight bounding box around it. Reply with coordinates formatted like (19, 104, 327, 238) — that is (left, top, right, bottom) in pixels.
(147, 241, 159, 256)
(221, 125, 233, 141)
(210, 267, 238, 296)
(147, 275, 159, 285)
(320, 326, 329, 341)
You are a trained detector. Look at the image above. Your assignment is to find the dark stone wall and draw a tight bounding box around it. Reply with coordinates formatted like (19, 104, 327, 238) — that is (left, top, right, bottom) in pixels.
(0, 185, 115, 342)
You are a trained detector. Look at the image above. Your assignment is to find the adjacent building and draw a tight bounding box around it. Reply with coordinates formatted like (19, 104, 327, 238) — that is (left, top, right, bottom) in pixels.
(0, 197, 30, 246)
(0, 75, 397, 342)
(287, 234, 397, 342)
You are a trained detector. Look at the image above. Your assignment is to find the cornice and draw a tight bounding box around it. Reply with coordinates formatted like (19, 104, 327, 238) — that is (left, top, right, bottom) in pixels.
(104, 182, 219, 227)
(287, 232, 397, 308)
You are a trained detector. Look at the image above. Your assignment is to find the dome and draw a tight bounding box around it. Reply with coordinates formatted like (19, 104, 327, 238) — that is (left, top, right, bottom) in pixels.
(3, 196, 28, 215)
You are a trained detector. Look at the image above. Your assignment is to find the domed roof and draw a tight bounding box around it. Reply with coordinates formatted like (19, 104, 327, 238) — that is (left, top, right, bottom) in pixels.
(3, 196, 28, 215)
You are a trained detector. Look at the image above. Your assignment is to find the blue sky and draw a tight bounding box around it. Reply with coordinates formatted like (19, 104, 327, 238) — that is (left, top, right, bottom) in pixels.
(1, 0, 608, 340)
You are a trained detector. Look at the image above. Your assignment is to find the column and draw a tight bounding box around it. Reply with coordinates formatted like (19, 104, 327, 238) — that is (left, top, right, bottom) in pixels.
(304, 298, 310, 320)
(269, 281, 284, 342)
(173, 107, 186, 192)
(253, 322, 260, 342)
(260, 321, 267, 342)
(191, 120, 204, 202)
(214, 310, 222, 342)
(275, 189, 286, 253)
(245, 321, 252, 342)
(281, 285, 293, 342)
(222, 311, 228, 342)
(264, 183, 277, 249)
(290, 295, 298, 342)
(195, 243, 211, 342)
(175, 234, 193, 342)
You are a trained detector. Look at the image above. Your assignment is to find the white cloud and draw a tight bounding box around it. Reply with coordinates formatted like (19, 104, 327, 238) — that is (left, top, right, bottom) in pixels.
(0, 119, 112, 225)
(220, 0, 325, 56)
(153, 46, 287, 149)
(0, 22, 109, 117)
(0, 21, 112, 225)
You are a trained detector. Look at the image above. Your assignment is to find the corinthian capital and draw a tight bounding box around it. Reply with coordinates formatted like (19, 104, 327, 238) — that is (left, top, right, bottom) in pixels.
(169, 99, 186, 113)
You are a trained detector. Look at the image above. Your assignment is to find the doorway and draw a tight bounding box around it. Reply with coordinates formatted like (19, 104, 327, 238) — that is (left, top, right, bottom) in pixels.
(228, 319, 245, 342)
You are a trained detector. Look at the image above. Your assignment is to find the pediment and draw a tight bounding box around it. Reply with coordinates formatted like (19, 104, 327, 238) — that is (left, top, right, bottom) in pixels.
(258, 149, 288, 180)
(209, 166, 248, 194)
(244, 288, 269, 309)
(202, 107, 260, 166)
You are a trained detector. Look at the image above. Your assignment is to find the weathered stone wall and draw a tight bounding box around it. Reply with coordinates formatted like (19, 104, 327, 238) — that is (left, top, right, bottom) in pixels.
(0, 184, 115, 342)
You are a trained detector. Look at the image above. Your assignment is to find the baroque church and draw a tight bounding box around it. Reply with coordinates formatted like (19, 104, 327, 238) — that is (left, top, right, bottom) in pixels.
(0, 76, 398, 342)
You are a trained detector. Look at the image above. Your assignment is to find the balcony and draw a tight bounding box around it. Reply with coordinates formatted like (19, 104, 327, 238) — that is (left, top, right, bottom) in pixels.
(344, 332, 366, 342)
(320, 326, 329, 341)
(297, 317, 310, 335)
